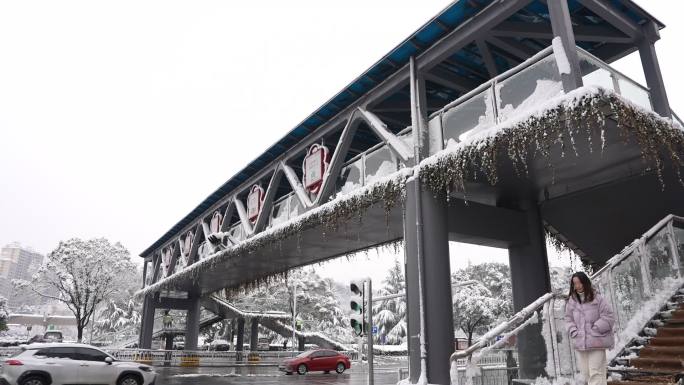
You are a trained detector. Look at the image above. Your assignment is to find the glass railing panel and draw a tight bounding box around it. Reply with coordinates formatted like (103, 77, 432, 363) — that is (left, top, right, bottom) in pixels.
(270, 198, 289, 226)
(617, 77, 652, 111)
(288, 194, 302, 220)
(673, 221, 684, 266)
(364, 145, 397, 185)
(442, 88, 495, 145)
(610, 252, 647, 329)
(550, 298, 577, 377)
(495, 55, 563, 123)
(337, 158, 363, 195)
(579, 55, 615, 92)
(228, 223, 243, 243)
(645, 226, 677, 292)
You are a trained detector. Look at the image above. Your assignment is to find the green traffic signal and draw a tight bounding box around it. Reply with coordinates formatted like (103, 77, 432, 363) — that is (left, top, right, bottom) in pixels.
(350, 315, 365, 336)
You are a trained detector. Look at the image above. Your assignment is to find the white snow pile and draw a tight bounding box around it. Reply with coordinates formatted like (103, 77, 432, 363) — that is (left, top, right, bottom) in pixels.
(552, 37, 571, 75)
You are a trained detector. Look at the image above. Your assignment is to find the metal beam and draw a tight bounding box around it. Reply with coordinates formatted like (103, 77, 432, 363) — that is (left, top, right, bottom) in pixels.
(491, 21, 632, 44)
(577, 0, 641, 39)
(187, 224, 203, 266)
(422, 68, 476, 93)
(486, 36, 538, 61)
(639, 22, 670, 117)
(548, 0, 583, 91)
(252, 167, 284, 233)
(234, 197, 254, 236)
(315, 111, 361, 204)
(281, 162, 314, 209)
(476, 39, 498, 78)
(357, 107, 412, 162)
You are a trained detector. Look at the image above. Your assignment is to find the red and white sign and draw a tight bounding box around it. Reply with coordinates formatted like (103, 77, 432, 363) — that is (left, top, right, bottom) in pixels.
(162, 248, 172, 271)
(210, 211, 223, 234)
(302, 144, 330, 194)
(247, 184, 265, 222)
(183, 231, 194, 255)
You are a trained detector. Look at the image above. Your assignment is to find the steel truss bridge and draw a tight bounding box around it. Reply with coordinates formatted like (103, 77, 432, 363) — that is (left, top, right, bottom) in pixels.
(137, 1, 684, 383)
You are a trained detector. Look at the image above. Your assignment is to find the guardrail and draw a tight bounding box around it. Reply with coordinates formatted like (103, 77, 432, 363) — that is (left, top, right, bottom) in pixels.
(1, 347, 358, 367)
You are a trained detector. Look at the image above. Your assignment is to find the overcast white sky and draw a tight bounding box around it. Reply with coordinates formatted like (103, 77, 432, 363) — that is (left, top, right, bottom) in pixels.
(1, 1, 681, 285)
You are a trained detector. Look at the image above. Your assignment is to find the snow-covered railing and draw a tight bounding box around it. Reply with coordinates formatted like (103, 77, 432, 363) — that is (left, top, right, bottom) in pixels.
(449, 215, 684, 384)
(431, 45, 655, 155)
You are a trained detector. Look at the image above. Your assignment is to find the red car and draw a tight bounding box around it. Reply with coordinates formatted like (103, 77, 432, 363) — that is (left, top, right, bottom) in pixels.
(279, 349, 351, 375)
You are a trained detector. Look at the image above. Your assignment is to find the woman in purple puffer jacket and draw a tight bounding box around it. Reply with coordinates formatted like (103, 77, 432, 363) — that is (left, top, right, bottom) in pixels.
(564, 272, 616, 385)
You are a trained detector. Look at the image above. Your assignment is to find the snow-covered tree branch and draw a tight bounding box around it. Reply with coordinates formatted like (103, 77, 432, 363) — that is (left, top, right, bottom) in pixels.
(0, 296, 8, 332)
(15, 238, 136, 342)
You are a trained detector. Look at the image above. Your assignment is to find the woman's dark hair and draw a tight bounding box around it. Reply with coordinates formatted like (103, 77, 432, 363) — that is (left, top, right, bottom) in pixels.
(568, 271, 595, 303)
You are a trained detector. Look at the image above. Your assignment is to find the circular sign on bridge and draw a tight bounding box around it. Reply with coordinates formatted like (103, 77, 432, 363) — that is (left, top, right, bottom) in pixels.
(247, 184, 265, 222)
(183, 231, 194, 256)
(210, 210, 223, 234)
(302, 143, 330, 195)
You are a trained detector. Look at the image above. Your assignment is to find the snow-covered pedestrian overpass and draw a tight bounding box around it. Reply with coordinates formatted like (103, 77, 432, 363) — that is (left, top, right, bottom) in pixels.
(136, 1, 684, 383)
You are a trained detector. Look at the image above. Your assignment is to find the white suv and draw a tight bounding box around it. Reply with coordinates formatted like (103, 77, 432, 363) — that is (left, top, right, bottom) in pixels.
(0, 343, 157, 385)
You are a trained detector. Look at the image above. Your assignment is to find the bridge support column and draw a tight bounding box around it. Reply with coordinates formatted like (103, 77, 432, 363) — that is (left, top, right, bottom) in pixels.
(507, 200, 551, 379)
(224, 319, 233, 349)
(404, 179, 453, 385)
(139, 294, 155, 349)
(250, 318, 259, 351)
(236, 318, 245, 352)
(184, 294, 200, 351)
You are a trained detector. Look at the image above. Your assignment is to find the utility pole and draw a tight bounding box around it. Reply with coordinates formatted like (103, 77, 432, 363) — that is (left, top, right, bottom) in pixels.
(366, 279, 374, 385)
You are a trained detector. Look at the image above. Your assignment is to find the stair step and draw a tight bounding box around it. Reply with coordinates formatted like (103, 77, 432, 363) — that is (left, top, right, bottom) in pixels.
(640, 346, 684, 358)
(650, 336, 684, 346)
(665, 319, 684, 328)
(632, 357, 684, 371)
(656, 328, 684, 337)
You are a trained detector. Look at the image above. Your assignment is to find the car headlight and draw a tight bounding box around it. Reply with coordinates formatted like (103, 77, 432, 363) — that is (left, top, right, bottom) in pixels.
(138, 366, 153, 372)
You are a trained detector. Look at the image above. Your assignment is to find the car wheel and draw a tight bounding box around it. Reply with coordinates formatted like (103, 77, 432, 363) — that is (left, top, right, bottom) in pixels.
(297, 364, 308, 375)
(118, 374, 142, 385)
(21, 376, 47, 385)
(335, 362, 346, 374)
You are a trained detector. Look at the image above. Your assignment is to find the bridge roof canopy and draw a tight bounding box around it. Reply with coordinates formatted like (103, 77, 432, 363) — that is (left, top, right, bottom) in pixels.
(141, 0, 664, 258)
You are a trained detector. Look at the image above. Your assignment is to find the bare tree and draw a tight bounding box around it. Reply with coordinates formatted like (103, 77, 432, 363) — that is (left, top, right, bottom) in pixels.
(15, 238, 135, 342)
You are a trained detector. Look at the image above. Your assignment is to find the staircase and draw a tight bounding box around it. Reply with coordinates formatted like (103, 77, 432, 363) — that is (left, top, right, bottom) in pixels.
(451, 214, 684, 385)
(610, 288, 684, 385)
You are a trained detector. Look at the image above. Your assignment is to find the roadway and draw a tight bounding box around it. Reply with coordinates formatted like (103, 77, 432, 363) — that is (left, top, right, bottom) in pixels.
(155, 356, 407, 385)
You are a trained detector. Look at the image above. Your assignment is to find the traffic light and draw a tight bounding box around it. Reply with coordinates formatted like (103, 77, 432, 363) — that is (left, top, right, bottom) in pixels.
(350, 280, 366, 336)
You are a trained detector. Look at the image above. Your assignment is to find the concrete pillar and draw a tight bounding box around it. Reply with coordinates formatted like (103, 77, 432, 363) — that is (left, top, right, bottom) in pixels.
(508, 200, 551, 379)
(236, 318, 245, 351)
(165, 334, 174, 350)
(404, 179, 454, 385)
(223, 319, 233, 349)
(249, 318, 259, 351)
(639, 22, 670, 117)
(184, 295, 201, 351)
(139, 295, 155, 349)
(548, 0, 583, 91)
